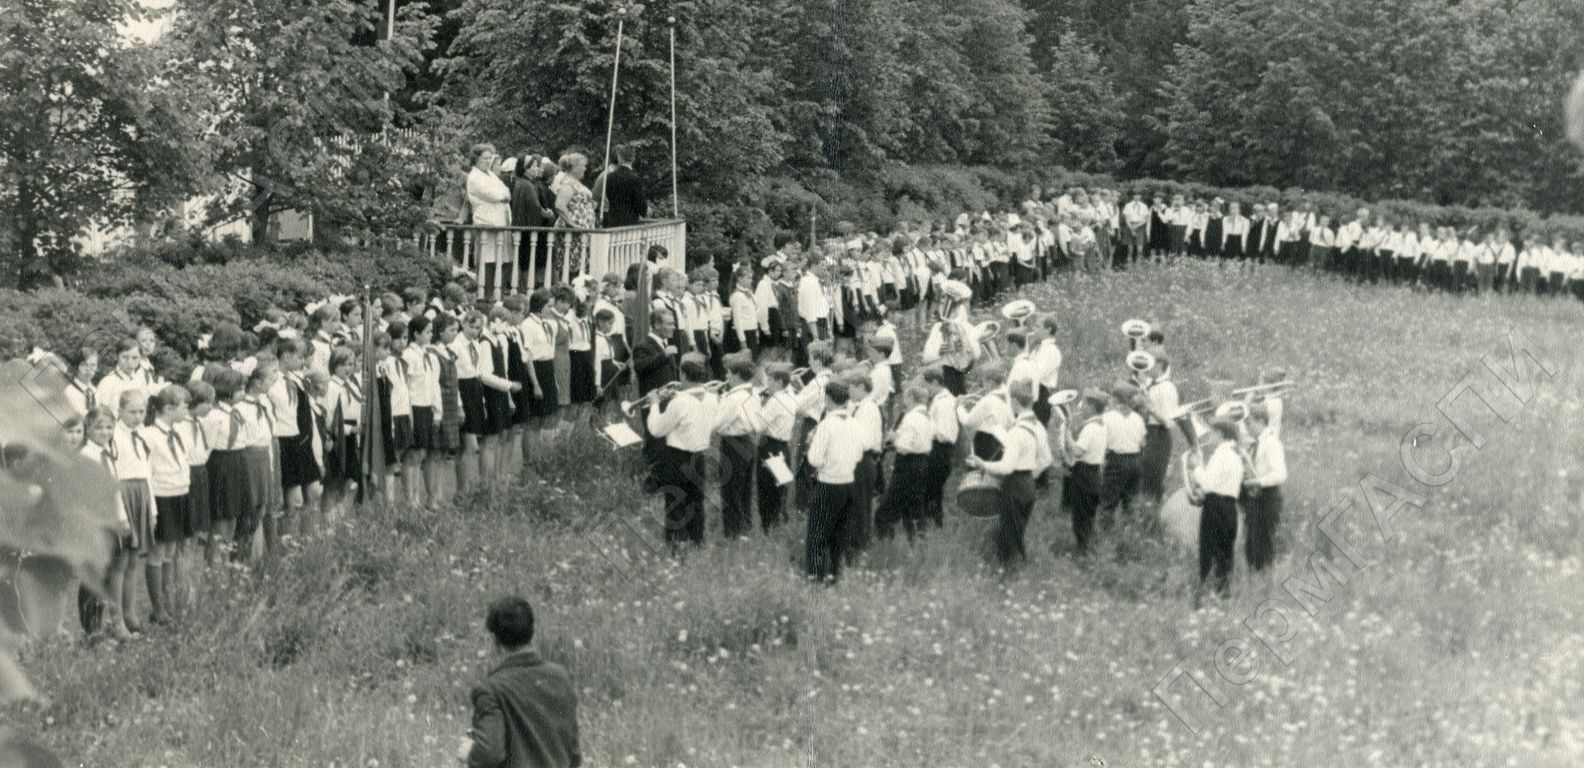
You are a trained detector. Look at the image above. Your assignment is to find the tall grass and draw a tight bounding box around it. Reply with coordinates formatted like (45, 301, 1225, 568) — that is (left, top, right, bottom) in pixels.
(9, 261, 1584, 766)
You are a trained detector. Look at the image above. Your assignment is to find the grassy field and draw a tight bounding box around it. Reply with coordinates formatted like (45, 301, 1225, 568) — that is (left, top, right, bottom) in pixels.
(9, 260, 1584, 767)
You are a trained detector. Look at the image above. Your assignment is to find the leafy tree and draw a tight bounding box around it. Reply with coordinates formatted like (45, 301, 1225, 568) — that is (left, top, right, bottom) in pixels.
(0, 0, 203, 287)
(162, 0, 439, 243)
(1161, 0, 1584, 212)
(1041, 30, 1123, 172)
(440, 0, 786, 211)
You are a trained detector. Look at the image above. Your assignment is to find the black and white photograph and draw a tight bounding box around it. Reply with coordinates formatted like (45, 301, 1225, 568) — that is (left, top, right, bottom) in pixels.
(3, 0, 1584, 765)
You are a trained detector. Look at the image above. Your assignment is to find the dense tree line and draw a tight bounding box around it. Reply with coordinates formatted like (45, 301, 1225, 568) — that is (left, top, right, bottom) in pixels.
(4, 0, 1582, 284)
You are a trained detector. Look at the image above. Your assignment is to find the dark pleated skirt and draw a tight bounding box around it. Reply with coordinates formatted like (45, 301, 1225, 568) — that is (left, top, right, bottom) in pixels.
(119, 479, 154, 551)
(529, 360, 558, 417)
(569, 349, 596, 403)
(280, 436, 321, 488)
(154, 494, 195, 544)
(459, 377, 488, 436)
(207, 449, 249, 523)
(188, 464, 212, 534)
(410, 405, 436, 451)
(483, 388, 512, 436)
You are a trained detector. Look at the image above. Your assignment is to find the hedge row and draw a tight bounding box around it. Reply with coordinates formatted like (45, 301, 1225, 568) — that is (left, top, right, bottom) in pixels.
(0, 236, 452, 379)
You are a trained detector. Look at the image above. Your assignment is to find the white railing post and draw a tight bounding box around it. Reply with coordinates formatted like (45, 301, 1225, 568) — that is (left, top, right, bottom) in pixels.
(589, 229, 612, 280)
(461, 229, 476, 287)
(509, 231, 523, 297)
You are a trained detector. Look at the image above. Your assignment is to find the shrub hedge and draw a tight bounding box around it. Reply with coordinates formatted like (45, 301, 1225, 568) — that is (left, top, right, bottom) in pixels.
(0, 236, 453, 377)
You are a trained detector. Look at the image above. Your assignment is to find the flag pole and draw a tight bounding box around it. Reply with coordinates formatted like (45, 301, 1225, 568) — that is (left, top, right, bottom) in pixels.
(596, 7, 626, 226)
(359, 285, 387, 506)
(668, 15, 679, 219)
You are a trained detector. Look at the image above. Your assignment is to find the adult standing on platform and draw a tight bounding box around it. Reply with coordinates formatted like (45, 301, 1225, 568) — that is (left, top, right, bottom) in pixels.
(510, 154, 554, 287)
(551, 152, 595, 278)
(467, 144, 512, 283)
(598, 145, 648, 228)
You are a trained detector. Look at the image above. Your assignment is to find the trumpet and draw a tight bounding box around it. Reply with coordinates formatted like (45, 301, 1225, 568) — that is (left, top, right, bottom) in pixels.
(618, 381, 727, 417)
(620, 381, 684, 417)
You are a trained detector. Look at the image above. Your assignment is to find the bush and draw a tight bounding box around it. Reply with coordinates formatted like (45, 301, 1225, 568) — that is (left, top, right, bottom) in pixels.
(12, 240, 449, 377)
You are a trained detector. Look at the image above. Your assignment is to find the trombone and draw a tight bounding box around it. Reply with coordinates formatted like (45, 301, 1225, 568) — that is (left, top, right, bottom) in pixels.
(1232, 380, 1295, 402)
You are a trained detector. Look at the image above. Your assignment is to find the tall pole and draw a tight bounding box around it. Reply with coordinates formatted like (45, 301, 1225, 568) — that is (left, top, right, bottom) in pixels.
(668, 16, 679, 219)
(597, 7, 626, 226)
(386, 0, 396, 40)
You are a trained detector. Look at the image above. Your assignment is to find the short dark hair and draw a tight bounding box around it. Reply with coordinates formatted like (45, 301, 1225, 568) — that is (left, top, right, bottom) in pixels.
(825, 380, 851, 407)
(485, 596, 536, 650)
(680, 353, 710, 382)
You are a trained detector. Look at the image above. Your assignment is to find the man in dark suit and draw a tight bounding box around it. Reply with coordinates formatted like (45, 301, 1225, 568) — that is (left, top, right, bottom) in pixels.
(599, 145, 648, 228)
(631, 308, 680, 491)
(631, 308, 680, 395)
(462, 597, 581, 768)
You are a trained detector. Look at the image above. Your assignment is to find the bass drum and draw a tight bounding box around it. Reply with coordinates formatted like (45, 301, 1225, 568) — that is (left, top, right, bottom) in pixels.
(1159, 488, 1246, 552)
(956, 469, 1003, 519)
(1158, 488, 1201, 550)
(971, 426, 1006, 463)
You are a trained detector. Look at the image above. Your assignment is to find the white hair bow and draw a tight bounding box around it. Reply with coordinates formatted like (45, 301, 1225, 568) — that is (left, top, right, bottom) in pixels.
(196, 334, 212, 351)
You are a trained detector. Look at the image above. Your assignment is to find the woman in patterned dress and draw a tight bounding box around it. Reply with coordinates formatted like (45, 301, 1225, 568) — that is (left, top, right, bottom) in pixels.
(551, 152, 595, 280)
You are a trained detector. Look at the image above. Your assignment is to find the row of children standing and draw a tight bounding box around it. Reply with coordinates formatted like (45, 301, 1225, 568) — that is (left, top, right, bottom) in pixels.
(1061, 187, 1584, 298)
(44, 274, 641, 641)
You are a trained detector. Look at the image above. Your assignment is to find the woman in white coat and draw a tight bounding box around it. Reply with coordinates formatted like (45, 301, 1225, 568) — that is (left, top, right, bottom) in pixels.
(466, 144, 512, 289)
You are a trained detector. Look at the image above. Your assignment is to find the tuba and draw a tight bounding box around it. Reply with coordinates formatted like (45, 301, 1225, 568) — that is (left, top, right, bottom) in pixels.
(1120, 318, 1151, 351)
(974, 320, 1002, 360)
(1126, 350, 1156, 389)
(1000, 299, 1037, 327)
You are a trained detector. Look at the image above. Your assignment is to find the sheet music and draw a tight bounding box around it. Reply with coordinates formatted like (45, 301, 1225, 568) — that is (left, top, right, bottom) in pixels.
(600, 422, 643, 448)
(764, 453, 794, 486)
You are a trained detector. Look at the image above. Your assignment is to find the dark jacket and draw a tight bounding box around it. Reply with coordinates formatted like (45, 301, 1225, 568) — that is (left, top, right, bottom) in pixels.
(600, 165, 647, 228)
(511, 178, 550, 229)
(467, 650, 581, 768)
(630, 333, 679, 395)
